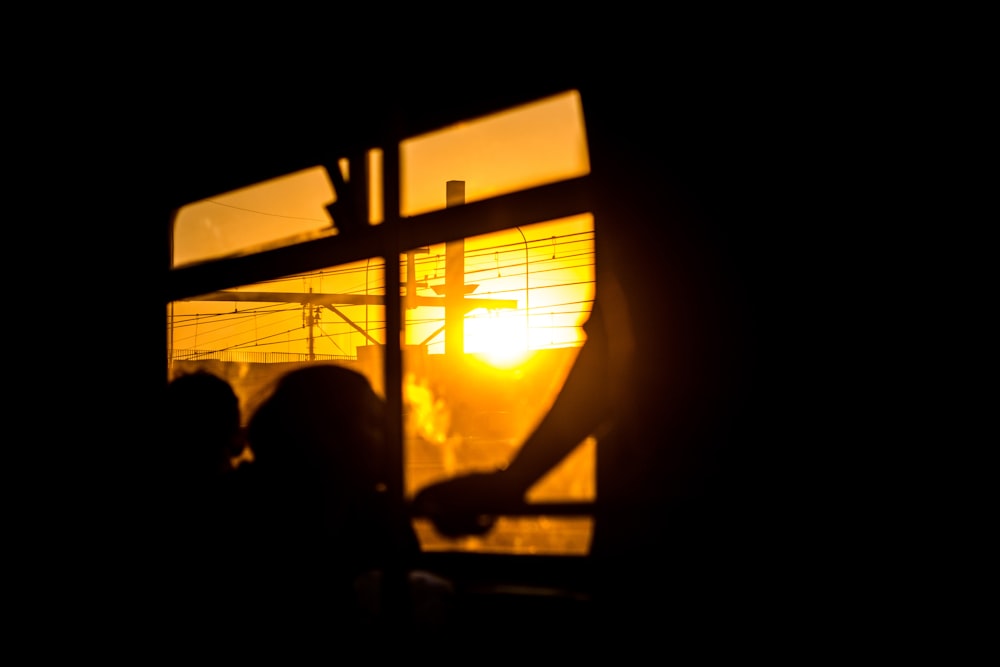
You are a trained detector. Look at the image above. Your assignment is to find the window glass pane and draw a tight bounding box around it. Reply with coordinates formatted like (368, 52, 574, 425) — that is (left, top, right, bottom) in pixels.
(400, 90, 589, 219)
(170, 153, 388, 269)
(167, 258, 387, 428)
(404, 216, 596, 555)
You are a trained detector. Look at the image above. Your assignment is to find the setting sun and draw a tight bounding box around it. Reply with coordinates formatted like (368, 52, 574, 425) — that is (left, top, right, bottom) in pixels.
(465, 309, 528, 368)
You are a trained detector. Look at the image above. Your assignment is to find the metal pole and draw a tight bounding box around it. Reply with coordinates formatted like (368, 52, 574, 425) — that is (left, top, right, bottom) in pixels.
(445, 180, 465, 358)
(516, 226, 530, 352)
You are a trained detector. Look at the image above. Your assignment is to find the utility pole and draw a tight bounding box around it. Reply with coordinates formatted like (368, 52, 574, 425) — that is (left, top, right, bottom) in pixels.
(306, 287, 316, 361)
(445, 180, 465, 359)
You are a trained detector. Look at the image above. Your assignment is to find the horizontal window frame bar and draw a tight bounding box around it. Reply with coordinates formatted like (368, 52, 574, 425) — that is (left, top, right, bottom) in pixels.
(410, 501, 595, 518)
(165, 176, 592, 303)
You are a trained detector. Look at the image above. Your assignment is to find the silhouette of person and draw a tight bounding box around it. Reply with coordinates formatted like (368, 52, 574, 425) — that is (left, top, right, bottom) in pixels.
(241, 363, 450, 638)
(162, 370, 254, 638)
(412, 77, 773, 636)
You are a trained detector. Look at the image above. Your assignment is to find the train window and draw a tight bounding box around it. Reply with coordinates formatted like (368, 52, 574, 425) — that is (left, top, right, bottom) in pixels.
(167, 89, 595, 556)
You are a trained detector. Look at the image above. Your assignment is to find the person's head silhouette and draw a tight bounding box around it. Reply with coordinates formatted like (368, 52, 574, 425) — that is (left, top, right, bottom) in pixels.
(246, 364, 386, 500)
(165, 370, 243, 480)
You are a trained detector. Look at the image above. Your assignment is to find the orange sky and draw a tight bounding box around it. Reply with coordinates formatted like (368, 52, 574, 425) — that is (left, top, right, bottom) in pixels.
(169, 90, 595, 368)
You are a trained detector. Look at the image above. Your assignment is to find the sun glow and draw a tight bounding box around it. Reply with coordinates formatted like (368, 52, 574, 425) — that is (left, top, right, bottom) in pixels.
(465, 310, 529, 369)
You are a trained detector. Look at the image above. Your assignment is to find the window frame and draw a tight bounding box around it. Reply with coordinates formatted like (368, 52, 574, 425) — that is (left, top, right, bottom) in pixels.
(163, 88, 597, 564)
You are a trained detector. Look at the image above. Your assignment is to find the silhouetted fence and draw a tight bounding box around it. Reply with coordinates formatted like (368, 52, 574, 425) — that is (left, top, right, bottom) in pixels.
(168, 349, 356, 364)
